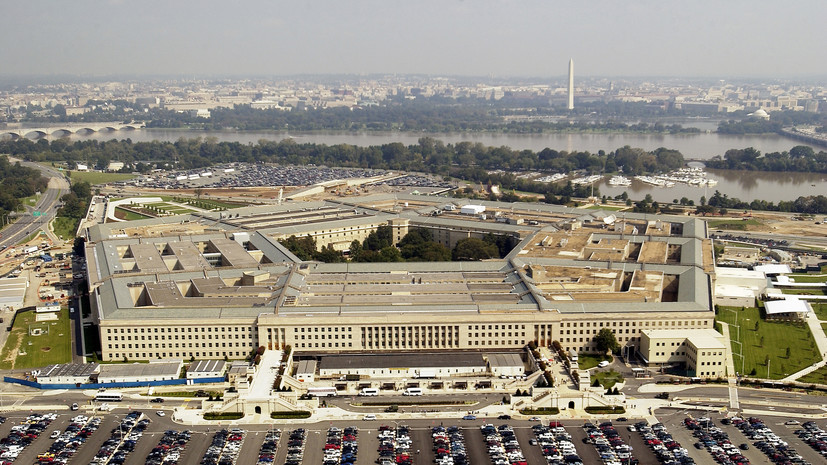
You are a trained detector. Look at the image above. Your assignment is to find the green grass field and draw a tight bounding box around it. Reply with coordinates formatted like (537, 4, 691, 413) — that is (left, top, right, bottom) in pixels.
(52, 216, 78, 240)
(781, 288, 827, 296)
(68, 171, 136, 185)
(592, 370, 624, 389)
(17, 230, 42, 245)
(144, 202, 197, 214)
(587, 204, 627, 211)
(706, 218, 762, 231)
(578, 354, 613, 370)
(788, 274, 827, 284)
(198, 199, 248, 209)
(799, 365, 827, 385)
(816, 305, 827, 321)
(21, 194, 40, 208)
(716, 306, 820, 379)
(0, 309, 72, 370)
(114, 207, 152, 221)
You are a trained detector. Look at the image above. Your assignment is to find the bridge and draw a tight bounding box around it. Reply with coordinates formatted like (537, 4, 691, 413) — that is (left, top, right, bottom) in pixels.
(0, 122, 145, 139)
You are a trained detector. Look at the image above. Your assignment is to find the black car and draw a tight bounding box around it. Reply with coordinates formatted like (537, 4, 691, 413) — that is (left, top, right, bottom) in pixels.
(150, 398, 164, 403)
(497, 415, 511, 420)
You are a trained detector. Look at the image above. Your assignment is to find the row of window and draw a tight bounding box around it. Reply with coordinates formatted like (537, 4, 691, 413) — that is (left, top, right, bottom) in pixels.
(106, 326, 253, 334)
(109, 351, 245, 360)
(110, 334, 250, 341)
(110, 342, 248, 349)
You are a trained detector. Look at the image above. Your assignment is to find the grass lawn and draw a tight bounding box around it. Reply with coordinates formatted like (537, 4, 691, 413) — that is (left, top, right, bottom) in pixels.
(189, 199, 248, 209)
(587, 204, 627, 211)
(52, 216, 78, 240)
(578, 354, 613, 370)
(114, 207, 152, 221)
(716, 306, 820, 379)
(68, 171, 136, 185)
(17, 230, 42, 245)
(799, 366, 827, 385)
(0, 309, 72, 370)
(21, 194, 40, 207)
(781, 288, 827, 296)
(788, 274, 827, 284)
(592, 370, 624, 389)
(706, 218, 762, 230)
(813, 304, 827, 321)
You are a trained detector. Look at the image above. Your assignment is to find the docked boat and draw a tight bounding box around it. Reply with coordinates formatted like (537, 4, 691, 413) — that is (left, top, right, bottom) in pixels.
(608, 175, 632, 187)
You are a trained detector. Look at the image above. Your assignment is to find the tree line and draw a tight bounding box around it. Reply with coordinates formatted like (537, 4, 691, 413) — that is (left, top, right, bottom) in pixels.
(279, 226, 516, 263)
(705, 146, 827, 173)
(0, 156, 49, 219)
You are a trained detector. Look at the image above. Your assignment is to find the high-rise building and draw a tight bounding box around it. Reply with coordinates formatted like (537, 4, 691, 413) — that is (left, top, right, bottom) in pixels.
(567, 58, 574, 110)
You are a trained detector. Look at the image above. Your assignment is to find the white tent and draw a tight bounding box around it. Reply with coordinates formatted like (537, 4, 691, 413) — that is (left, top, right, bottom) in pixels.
(764, 299, 810, 316)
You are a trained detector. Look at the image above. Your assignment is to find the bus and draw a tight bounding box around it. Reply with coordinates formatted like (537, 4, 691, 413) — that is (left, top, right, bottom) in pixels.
(307, 387, 338, 397)
(94, 391, 123, 402)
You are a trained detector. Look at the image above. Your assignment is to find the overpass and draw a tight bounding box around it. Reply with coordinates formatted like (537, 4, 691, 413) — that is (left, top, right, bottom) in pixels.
(0, 122, 145, 139)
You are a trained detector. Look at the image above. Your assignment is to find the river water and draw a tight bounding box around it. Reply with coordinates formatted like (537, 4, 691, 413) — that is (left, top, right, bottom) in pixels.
(66, 128, 826, 203)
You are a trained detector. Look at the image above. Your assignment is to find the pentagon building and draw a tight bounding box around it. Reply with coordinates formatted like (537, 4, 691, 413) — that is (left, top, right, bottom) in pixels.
(83, 194, 715, 362)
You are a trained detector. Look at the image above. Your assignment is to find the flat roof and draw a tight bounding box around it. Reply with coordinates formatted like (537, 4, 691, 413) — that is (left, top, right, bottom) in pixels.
(98, 361, 182, 378)
(39, 363, 100, 379)
(765, 299, 810, 315)
(187, 359, 226, 374)
(486, 353, 523, 368)
(320, 353, 486, 370)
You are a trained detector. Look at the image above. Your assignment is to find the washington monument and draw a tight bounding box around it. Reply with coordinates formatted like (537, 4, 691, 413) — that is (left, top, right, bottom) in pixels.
(567, 58, 574, 110)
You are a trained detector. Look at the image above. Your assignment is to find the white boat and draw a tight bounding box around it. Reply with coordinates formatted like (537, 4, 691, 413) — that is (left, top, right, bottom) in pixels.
(572, 175, 603, 186)
(608, 175, 632, 187)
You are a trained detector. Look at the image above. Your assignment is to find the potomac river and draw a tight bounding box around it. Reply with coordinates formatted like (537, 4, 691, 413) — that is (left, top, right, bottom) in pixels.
(65, 129, 826, 203)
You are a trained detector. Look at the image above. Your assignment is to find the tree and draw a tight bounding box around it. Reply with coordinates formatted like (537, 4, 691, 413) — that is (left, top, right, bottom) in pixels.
(452, 238, 499, 261)
(594, 328, 619, 354)
(785, 346, 791, 358)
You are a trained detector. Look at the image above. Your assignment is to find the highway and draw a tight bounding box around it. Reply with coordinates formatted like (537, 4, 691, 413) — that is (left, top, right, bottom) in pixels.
(0, 160, 70, 250)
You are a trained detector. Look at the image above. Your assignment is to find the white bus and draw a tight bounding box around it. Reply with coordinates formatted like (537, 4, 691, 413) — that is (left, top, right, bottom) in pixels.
(307, 387, 338, 397)
(403, 387, 423, 396)
(359, 388, 379, 397)
(94, 391, 124, 402)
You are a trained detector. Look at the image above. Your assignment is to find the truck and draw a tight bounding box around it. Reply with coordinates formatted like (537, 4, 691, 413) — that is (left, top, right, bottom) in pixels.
(23, 246, 39, 254)
(414, 369, 436, 379)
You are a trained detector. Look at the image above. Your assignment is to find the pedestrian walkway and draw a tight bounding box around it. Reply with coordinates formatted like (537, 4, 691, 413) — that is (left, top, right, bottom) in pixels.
(718, 322, 739, 409)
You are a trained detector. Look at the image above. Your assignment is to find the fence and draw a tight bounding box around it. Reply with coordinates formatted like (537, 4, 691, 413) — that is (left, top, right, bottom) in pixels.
(3, 376, 225, 390)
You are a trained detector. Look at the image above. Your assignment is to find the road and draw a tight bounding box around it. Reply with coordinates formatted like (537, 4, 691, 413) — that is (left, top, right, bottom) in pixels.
(0, 160, 69, 250)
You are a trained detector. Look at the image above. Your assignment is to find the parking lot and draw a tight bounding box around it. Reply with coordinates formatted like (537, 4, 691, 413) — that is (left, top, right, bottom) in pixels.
(0, 408, 823, 465)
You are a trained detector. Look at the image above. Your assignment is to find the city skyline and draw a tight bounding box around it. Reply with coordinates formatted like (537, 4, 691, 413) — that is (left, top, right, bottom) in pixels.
(1, 0, 826, 79)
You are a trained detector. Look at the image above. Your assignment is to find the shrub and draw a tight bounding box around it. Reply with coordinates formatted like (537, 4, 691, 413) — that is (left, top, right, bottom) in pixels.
(204, 412, 243, 420)
(270, 411, 311, 419)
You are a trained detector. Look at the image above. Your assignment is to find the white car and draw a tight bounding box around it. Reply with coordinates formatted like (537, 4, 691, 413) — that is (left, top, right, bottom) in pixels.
(156, 411, 165, 417)
(598, 360, 610, 368)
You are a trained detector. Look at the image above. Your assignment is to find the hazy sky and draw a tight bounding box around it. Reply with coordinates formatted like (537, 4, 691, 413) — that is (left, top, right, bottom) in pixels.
(3, 0, 825, 79)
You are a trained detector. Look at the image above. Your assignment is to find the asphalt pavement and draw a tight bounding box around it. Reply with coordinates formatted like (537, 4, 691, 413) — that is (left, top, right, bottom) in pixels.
(0, 160, 69, 250)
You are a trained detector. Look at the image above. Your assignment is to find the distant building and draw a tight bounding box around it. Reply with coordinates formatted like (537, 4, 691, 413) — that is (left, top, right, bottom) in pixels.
(107, 161, 124, 172)
(188, 109, 211, 119)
